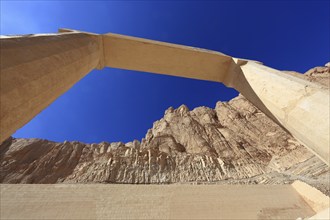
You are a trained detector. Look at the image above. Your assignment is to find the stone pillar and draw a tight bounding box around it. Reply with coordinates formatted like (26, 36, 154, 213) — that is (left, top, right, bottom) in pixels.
(226, 61, 329, 165)
(0, 32, 101, 143)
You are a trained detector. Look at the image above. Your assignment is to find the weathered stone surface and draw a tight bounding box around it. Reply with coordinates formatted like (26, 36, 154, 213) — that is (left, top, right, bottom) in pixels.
(0, 184, 317, 220)
(304, 63, 330, 87)
(284, 62, 330, 88)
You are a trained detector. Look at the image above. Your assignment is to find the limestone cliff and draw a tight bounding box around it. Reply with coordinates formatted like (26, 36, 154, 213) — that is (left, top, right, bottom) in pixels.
(1, 63, 329, 195)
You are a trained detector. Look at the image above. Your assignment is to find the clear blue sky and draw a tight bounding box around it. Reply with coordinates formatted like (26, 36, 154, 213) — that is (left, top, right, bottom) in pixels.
(1, 1, 329, 143)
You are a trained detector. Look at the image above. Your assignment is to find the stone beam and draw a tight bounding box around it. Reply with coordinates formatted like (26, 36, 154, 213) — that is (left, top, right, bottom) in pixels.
(102, 33, 235, 82)
(0, 29, 329, 165)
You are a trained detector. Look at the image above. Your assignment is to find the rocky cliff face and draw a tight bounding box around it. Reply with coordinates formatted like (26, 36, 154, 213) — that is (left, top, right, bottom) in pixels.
(304, 62, 330, 87)
(1, 63, 329, 195)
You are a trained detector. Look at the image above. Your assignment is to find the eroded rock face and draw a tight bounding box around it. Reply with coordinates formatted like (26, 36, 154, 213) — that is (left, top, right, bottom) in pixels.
(304, 62, 330, 87)
(0, 63, 329, 195)
(1, 97, 328, 192)
(283, 62, 330, 88)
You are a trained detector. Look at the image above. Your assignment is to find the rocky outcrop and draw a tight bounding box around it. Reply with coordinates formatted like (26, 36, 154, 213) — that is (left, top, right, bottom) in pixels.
(1, 63, 329, 195)
(284, 62, 330, 87)
(304, 62, 330, 87)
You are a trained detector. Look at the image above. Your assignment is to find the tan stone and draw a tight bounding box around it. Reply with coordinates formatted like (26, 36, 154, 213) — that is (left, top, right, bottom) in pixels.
(0, 184, 316, 219)
(0, 33, 101, 143)
(233, 62, 329, 165)
(308, 208, 330, 220)
(292, 180, 330, 213)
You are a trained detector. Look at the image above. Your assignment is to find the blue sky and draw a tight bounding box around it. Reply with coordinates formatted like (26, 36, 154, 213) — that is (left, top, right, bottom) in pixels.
(1, 1, 329, 143)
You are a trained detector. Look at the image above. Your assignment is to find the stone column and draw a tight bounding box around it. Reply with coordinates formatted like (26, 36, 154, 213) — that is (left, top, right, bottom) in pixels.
(0, 32, 102, 143)
(226, 61, 329, 165)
